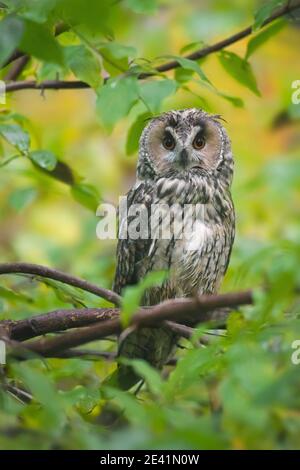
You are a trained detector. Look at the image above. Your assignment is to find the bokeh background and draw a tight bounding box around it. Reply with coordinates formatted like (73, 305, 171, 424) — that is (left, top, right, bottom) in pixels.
(0, 0, 300, 450)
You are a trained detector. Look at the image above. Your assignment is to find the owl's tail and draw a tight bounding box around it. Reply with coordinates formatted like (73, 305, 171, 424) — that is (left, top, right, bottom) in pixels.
(102, 364, 142, 391)
(103, 326, 178, 391)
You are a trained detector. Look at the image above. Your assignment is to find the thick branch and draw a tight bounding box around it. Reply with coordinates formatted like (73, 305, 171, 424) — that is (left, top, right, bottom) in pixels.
(5, 291, 251, 344)
(26, 318, 121, 355)
(22, 290, 253, 356)
(10, 307, 119, 341)
(3, 1, 300, 93)
(0, 262, 121, 306)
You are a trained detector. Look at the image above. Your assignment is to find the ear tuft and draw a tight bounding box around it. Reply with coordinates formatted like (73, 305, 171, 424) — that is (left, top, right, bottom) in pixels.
(211, 114, 227, 123)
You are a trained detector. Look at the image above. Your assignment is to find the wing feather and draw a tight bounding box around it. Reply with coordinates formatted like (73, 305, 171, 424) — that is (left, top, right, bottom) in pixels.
(113, 180, 154, 294)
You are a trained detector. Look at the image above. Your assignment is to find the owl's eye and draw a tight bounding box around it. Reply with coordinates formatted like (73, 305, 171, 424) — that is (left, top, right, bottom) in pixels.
(193, 133, 206, 150)
(162, 132, 176, 150)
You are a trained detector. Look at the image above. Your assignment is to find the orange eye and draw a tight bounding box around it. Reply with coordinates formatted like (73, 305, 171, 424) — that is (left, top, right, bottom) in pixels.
(163, 132, 176, 150)
(193, 133, 206, 150)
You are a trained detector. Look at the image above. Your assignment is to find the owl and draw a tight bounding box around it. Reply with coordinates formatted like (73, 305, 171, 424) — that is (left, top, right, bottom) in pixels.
(113, 108, 235, 389)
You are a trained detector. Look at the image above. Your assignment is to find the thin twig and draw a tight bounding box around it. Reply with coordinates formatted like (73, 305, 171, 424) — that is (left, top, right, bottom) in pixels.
(0, 262, 121, 306)
(4, 55, 30, 81)
(165, 321, 195, 339)
(143, 0, 299, 76)
(5, 80, 90, 92)
(4, 384, 33, 404)
(47, 349, 117, 360)
(3, 1, 300, 93)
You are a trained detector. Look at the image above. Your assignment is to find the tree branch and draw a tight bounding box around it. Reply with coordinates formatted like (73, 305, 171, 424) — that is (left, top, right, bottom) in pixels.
(4, 290, 251, 344)
(144, 0, 300, 76)
(17, 290, 252, 356)
(4, 55, 30, 81)
(3, 1, 300, 93)
(10, 307, 119, 341)
(51, 349, 117, 360)
(0, 262, 121, 306)
(5, 80, 89, 92)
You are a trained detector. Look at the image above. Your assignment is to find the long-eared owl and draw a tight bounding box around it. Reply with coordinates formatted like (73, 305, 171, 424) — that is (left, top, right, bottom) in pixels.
(113, 108, 235, 389)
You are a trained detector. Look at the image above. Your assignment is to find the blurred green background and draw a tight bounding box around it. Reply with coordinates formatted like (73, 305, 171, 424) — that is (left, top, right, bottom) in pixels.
(0, 0, 300, 450)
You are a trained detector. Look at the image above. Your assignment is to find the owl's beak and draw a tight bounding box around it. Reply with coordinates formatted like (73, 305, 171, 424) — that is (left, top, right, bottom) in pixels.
(179, 148, 188, 168)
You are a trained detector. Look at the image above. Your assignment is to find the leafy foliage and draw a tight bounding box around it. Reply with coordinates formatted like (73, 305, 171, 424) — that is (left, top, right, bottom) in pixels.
(245, 19, 284, 59)
(253, 0, 284, 30)
(121, 271, 167, 326)
(218, 51, 260, 96)
(29, 150, 57, 171)
(0, 15, 24, 67)
(20, 19, 64, 65)
(138, 79, 178, 114)
(64, 45, 101, 88)
(0, 0, 299, 451)
(126, 112, 152, 155)
(0, 123, 30, 153)
(96, 76, 139, 129)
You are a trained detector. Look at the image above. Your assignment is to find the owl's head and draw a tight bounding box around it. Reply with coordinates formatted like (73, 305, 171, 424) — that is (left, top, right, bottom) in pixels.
(137, 108, 233, 186)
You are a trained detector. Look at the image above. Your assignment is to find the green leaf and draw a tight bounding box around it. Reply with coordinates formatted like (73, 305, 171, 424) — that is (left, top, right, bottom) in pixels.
(102, 386, 148, 424)
(121, 271, 167, 327)
(0, 15, 24, 67)
(11, 363, 63, 416)
(18, 0, 57, 23)
(217, 91, 244, 108)
(11, 364, 54, 406)
(0, 110, 30, 126)
(20, 19, 64, 65)
(96, 76, 139, 129)
(125, 0, 158, 14)
(42, 278, 85, 308)
(71, 182, 100, 212)
(170, 56, 210, 83)
(99, 42, 137, 60)
(121, 358, 163, 395)
(138, 79, 177, 114)
(57, 0, 111, 34)
(218, 51, 260, 96)
(253, 0, 283, 31)
(0, 123, 30, 153)
(8, 187, 38, 211)
(176, 62, 242, 108)
(175, 67, 195, 84)
(126, 112, 151, 155)
(164, 348, 216, 399)
(64, 45, 101, 89)
(36, 62, 66, 82)
(180, 40, 205, 55)
(0, 285, 31, 303)
(29, 149, 57, 171)
(98, 42, 137, 76)
(120, 287, 141, 327)
(246, 20, 285, 59)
